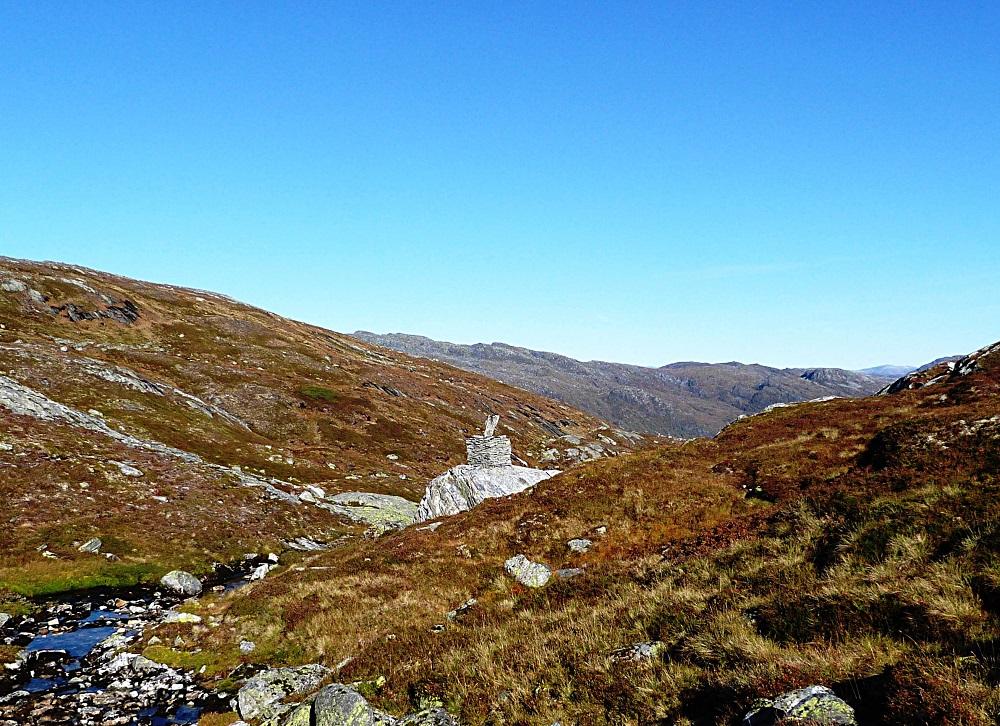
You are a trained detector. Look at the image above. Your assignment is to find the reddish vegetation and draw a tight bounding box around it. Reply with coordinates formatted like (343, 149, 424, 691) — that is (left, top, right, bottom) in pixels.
(183, 342, 1000, 724)
(0, 257, 639, 595)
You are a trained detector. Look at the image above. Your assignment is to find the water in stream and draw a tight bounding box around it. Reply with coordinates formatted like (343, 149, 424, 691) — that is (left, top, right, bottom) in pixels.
(0, 556, 272, 725)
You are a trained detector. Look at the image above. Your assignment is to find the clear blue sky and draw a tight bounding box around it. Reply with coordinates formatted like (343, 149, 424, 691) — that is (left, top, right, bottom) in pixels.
(1, 2, 997, 369)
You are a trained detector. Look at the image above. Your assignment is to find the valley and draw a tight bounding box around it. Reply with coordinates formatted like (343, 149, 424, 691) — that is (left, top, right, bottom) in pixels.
(2, 258, 998, 725)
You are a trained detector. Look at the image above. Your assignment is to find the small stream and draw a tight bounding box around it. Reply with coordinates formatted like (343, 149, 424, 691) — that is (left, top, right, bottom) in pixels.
(0, 556, 272, 726)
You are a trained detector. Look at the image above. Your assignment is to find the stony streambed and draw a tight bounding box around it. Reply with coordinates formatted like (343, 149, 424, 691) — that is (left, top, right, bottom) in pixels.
(0, 557, 272, 725)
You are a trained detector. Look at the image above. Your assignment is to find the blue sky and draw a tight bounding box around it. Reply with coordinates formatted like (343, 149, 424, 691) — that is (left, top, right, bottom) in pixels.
(1, 2, 997, 369)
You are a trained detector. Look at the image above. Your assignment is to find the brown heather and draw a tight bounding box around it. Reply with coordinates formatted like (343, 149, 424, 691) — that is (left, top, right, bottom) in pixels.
(3, 257, 1000, 724)
(0, 257, 636, 599)
(180, 346, 1000, 724)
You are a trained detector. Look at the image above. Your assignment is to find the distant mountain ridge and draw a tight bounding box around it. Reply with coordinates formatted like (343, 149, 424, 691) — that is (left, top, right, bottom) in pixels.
(352, 332, 896, 437)
(860, 364, 916, 378)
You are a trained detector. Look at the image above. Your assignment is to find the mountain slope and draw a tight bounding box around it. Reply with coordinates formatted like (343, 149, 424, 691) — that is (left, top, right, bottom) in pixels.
(353, 332, 893, 437)
(192, 340, 1000, 724)
(0, 257, 636, 595)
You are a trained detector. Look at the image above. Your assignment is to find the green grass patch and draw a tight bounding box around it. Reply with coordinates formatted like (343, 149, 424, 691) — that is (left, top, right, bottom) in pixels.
(0, 560, 162, 597)
(299, 384, 340, 402)
(142, 645, 233, 675)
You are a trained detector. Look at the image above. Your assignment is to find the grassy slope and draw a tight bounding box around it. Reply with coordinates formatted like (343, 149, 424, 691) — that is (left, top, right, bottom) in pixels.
(181, 345, 1000, 724)
(0, 257, 636, 598)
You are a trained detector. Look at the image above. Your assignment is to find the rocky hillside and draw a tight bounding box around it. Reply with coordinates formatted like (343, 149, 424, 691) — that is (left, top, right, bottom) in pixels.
(169, 339, 1000, 724)
(353, 332, 893, 437)
(0, 257, 637, 597)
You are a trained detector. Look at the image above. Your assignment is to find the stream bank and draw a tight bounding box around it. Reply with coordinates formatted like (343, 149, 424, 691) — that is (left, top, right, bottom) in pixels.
(0, 555, 272, 725)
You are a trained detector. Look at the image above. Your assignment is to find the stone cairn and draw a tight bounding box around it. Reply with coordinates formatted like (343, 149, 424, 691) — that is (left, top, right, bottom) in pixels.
(465, 415, 512, 467)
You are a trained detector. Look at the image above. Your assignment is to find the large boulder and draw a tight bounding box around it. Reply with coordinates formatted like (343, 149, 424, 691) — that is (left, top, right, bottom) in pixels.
(311, 684, 395, 726)
(237, 664, 331, 721)
(159, 570, 202, 596)
(504, 554, 551, 588)
(416, 465, 559, 521)
(397, 708, 460, 725)
(743, 685, 856, 725)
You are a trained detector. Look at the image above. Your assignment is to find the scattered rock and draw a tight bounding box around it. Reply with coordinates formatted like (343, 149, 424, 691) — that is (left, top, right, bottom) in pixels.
(163, 611, 202, 624)
(250, 563, 273, 581)
(555, 568, 585, 580)
(284, 536, 328, 551)
(116, 462, 144, 477)
(743, 685, 857, 726)
(609, 641, 665, 662)
(0, 613, 10, 629)
(446, 598, 477, 621)
(240, 640, 256, 654)
(0, 279, 27, 293)
(78, 537, 103, 554)
(159, 570, 203, 597)
(504, 554, 551, 588)
(237, 663, 331, 721)
(567, 538, 592, 553)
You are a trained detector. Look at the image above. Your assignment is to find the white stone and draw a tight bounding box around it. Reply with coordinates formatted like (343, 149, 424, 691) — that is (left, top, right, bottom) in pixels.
(504, 554, 551, 588)
(416, 464, 559, 521)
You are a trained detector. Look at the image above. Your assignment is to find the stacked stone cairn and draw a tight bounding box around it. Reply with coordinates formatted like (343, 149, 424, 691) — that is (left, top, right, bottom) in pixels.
(465, 414, 512, 467)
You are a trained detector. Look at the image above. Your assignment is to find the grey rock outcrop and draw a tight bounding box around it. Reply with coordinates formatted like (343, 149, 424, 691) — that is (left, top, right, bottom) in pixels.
(0, 613, 10, 629)
(159, 570, 202, 597)
(0, 279, 27, 293)
(415, 416, 560, 521)
(416, 465, 558, 521)
(0, 374, 302, 504)
(320, 491, 419, 531)
(743, 685, 856, 726)
(237, 664, 331, 721)
(504, 554, 551, 588)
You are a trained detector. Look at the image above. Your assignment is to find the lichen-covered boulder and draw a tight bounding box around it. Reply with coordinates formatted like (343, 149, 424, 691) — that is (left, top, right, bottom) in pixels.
(504, 554, 551, 588)
(321, 491, 419, 532)
(159, 570, 202, 596)
(743, 685, 856, 725)
(397, 708, 460, 725)
(311, 684, 395, 726)
(237, 664, 331, 721)
(277, 701, 314, 726)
